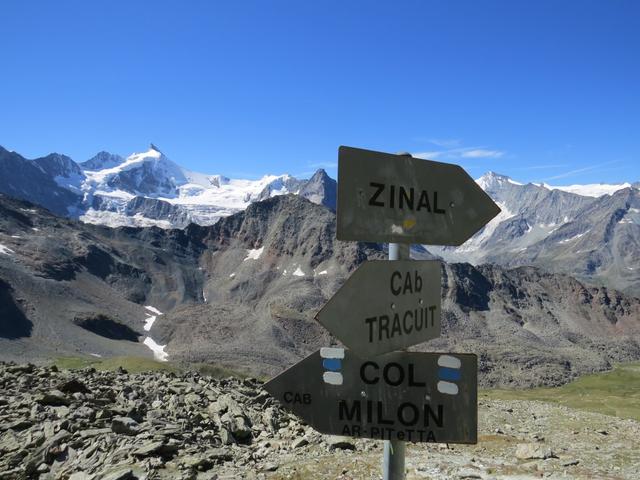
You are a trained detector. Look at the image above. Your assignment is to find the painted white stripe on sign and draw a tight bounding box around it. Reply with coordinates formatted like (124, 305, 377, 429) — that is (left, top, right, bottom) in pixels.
(437, 381, 459, 395)
(320, 347, 345, 359)
(437, 355, 461, 369)
(323, 372, 343, 385)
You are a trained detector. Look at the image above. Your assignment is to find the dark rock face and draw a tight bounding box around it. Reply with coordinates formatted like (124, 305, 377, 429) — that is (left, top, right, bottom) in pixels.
(297, 168, 337, 210)
(73, 314, 141, 342)
(0, 279, 32, 339)
(0, 147, 81, 216)
(32, 153, 83, 179)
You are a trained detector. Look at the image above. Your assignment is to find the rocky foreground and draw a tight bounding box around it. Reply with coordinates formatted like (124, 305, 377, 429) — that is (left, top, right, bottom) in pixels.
(0, 363, 639, 480)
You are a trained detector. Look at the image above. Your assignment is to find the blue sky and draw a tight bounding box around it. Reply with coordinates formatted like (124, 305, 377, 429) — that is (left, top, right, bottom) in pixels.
(1, 0, 638, 184)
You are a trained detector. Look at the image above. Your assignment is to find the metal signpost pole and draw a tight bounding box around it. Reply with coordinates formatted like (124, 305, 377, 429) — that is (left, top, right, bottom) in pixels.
(383, 241, 409, 480)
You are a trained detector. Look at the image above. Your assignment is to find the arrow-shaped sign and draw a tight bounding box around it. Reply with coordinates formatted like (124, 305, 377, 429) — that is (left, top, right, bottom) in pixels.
(316, 260, 441, 356)
(337, 146, 501, 245)
(264, 348, 477, 444)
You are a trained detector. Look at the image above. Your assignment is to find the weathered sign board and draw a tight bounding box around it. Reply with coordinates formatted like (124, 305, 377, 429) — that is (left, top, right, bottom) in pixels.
(264, 348, 477, 444)
(316, 260, 442, 356)
(336, 146, 501, 245)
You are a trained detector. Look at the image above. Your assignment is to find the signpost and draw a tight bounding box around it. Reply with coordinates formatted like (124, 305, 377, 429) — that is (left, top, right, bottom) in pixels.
(316, 259, 442, 356)
(265, 147, 501, 479)
(337, 146, 501, 245)
(264, 348, 478, 444)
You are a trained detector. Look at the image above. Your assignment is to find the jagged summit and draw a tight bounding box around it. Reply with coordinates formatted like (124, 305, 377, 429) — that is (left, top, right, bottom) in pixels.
(297, 168, 337, 210)
(475, 171, 523, 191)
(81, 151, 125, 170)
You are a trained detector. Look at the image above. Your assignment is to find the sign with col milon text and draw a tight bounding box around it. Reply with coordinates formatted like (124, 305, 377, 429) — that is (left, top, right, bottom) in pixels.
(315, 260, 442, 356)
(264, 348, 477, 444)
(336, 146, 501, 245)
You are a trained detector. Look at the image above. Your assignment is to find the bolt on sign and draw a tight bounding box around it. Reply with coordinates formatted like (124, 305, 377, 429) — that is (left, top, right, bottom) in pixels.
(264, 348, 477, 444)
(316, 260, 442, 356)
(336, 146, 501, 246)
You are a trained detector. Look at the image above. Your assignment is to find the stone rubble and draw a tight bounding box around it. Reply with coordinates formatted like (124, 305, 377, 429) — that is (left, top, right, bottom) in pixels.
(1, 362, 639, 479)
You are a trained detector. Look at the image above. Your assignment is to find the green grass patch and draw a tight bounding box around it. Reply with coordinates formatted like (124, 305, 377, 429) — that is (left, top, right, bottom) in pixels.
(54, 355, 178, 374)
(484, 362, 640, 421)
(193, 362, 268, 380)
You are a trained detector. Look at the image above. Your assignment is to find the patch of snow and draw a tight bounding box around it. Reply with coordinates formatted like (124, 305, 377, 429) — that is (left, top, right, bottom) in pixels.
(0, 244, 15, 256)
(508, 178, 523, 186)
(143, 337, 168, 362)
(80, 209, 174, 229)
(457, 202, 514, 252)
(143, 316, 156, 332)
(630, 208, 640, 213)
(244, 246, 264, 261)
(546, 182, 631, 198)
(203, 289, 207, 302)
(559, 233, 585, 244)
(619, 219, 634, 224)
(32, 228, 39, 231)
(145, 306, 163, 315)
(10, 235, 21, 239)
(292, 266, 305, 277)
(89, 353, 102, 358)
(282, 269, 288, 276)
(20, 208, 37, 213)
(318, 270, 328, 275)
(229, 272, 236, 278)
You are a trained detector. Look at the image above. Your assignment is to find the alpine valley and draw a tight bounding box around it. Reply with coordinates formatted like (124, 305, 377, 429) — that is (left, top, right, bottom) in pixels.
(0, 144, 639, 390)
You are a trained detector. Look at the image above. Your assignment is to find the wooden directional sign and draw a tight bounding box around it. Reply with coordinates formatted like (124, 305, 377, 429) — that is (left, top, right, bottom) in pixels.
(316, 260, 441, 356)
(337, 146, 501, 245)
(264, 348, 477, 444)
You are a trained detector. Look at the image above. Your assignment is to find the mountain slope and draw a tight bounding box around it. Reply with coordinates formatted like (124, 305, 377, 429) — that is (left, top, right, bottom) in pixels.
(0, 147, 82, 216)
(1, 193, 639, 387)
(430, 172, 640, 296)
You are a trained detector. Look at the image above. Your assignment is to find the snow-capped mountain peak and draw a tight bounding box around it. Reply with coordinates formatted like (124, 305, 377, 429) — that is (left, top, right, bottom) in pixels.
(475, 171, 523, 191)
(81, 151, 125, 171)
(544, 182, 634, 198)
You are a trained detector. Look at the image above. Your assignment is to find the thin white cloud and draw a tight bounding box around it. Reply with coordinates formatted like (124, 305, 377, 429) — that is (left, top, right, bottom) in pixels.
(412, 151, 445, 160)
(427, 138, 462, 148)
(542, 160, 621, 181)
(461, 149, 505, 159)
(412, 145, 505, 161)
(512, 164, 569, 171)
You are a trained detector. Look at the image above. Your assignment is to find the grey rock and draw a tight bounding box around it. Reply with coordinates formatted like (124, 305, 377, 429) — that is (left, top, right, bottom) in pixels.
(97, 467, 135, 480)
(111, 417, 139, 436)
(291, 437, 309, 449)
(515, 443, 556, 460)
(36, 391, 70, 407)
(325, 435, 356, 450)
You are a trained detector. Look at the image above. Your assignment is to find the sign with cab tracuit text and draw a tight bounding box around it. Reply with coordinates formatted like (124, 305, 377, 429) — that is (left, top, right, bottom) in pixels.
(264, 348, 477, 444)
(316, 260, 442, 356)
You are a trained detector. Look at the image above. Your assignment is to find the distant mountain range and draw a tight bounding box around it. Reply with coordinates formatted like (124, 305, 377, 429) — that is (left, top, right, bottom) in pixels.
(430, 172, 640, 297)
(0, 143, 638, 296)
(0, 144, 337, 228)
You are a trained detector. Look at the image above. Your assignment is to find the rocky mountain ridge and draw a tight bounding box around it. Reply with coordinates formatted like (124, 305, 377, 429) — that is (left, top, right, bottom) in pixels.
(430, 173, 640, 297)
(1, 193, 639, 388)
